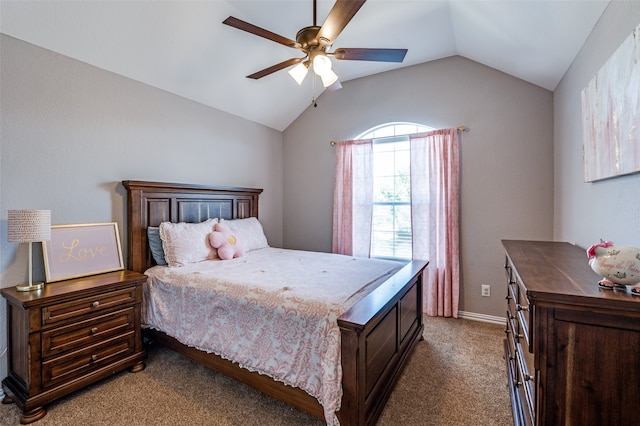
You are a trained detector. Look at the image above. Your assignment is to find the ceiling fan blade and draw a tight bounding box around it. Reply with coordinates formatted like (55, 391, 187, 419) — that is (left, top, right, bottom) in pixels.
(333, 48, 408, 62)
(223, 16, 298, 48)
(316, 0, 366, 45)
(247, 57, 304, 80)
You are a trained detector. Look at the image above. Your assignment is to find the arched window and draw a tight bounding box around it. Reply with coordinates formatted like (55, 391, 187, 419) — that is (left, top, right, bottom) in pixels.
(357, 122, 433, 260)
(356, 122, 432, 140)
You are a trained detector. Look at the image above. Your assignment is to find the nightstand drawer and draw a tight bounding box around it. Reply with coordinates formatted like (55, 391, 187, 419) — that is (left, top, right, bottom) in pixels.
(42, 331, 136, 389)
(42, 308, 135, 358)
(42, 286, 137, 326)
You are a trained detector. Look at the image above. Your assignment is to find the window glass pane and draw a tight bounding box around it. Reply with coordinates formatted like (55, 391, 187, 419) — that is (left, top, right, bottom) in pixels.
(371, 139, 412, 258)
(371, 205, 412, 259)
(395, 140, 410, 151)
(395, 204, 412, 231)
(371, 231, 395, 258)
(396, 155, 410, 177)
(395, 124, 419, 136)
(372, 205, 395, 232)
(374, 151, 396, 176)
(373, 126, 395, 138)
(356, 122, 432, 140)
(373, 177, 396, 202)
(373, 142, 395, 153)
(395, 175, 410, 202)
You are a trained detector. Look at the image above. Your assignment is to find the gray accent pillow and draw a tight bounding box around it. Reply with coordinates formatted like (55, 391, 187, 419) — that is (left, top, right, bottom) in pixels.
(147, 227, 167, 266)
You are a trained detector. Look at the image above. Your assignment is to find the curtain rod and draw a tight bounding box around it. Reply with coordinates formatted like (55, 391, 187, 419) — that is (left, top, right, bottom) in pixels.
(329, 125, 468, 146)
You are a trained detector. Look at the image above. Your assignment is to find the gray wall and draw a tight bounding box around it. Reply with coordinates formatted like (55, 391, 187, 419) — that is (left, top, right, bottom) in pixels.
(283, 56, 555, 320)
(0, 35, 284, 382)
(554, 2, 640, 247)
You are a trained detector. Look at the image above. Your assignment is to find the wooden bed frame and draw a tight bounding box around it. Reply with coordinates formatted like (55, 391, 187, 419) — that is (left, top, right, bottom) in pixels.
(122, 180, 427, 425)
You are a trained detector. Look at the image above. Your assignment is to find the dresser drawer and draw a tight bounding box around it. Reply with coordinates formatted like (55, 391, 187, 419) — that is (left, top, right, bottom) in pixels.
(42, 308, 135, 358)
(42, 331, 136, 389)
(505, 316, 534, 426)
(505, 312, 517, 378)
(515, 342, 535, 421)
(506, 256, 532, 349)
(42, 286, 137, 326)
(514, 281, 531, 347)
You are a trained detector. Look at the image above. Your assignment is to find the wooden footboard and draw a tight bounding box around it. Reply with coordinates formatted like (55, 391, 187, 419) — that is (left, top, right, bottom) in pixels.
(339, 260, 426, 425)
(123, 180, 427, 425)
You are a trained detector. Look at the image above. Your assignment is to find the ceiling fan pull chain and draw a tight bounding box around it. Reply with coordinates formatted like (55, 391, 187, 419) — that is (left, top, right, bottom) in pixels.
(312, 73, 318, 107)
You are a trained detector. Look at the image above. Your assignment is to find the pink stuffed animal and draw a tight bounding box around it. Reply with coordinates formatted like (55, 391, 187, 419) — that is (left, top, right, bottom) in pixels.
(209, 222, 245, 260)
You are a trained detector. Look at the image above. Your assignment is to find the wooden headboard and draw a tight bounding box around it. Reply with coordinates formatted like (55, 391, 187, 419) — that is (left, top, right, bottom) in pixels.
(122, 180, 263, 273)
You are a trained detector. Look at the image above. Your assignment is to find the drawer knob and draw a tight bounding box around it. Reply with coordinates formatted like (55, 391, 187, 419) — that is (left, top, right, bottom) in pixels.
(91, 354, 98, 362)
(516, 304, 529, 312)
(92, 301, 100, 308)
(90, 327, 98, 334)
(524, 374, 535, 382)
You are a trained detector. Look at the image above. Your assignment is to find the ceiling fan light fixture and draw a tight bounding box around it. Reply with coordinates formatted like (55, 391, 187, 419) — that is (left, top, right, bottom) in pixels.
(327, 79, 342, 92)
(320, 68, 339, 88)
(224, 1, 408, 87)
(288, 62, 309, 85)
(312, 54, 333, 75)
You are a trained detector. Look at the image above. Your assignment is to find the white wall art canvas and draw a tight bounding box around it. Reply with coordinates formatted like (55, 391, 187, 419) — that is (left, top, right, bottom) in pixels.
(582, 23, 640, 182)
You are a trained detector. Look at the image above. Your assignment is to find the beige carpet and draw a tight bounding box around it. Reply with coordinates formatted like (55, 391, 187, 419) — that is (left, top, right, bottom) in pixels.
(0, 316, 512, 425)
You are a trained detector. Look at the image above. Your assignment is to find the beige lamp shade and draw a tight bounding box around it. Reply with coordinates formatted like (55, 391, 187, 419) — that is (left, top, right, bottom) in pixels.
(8, 210, 51, 243)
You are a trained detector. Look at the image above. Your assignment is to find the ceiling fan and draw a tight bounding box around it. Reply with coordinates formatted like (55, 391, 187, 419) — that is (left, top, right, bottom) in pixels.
(222, 0, 408, 89)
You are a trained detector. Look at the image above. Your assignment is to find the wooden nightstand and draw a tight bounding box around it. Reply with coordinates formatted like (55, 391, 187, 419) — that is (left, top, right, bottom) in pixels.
(1, 270, 147, 424)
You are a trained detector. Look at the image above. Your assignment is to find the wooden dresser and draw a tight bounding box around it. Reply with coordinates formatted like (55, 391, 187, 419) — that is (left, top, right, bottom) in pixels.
(1, 270, 147, 424)
(502, 240, 640, 426)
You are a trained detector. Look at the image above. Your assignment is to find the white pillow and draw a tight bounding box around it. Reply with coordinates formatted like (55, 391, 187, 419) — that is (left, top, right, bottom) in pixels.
(159, 218, 218, 267)
(221, 217, 268, 252)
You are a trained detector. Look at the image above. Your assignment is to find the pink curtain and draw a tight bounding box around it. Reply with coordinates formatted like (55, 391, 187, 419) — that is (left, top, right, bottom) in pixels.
(332, 139, 373, 257)
(410, 129, 460, 317)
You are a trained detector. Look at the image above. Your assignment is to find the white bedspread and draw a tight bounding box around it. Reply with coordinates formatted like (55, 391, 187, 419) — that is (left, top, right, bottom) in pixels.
(143, 247, 403, 425)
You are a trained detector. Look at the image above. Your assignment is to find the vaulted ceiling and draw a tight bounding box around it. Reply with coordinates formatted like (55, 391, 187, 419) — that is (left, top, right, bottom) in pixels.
(1, 1, 609, 131)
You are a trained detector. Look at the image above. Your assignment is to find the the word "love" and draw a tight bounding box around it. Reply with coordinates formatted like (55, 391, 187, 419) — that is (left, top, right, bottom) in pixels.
(59, 239, 108, 262)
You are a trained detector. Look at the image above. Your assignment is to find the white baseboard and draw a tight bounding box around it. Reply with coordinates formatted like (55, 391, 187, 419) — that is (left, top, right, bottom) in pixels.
(458, 311, 505, 325)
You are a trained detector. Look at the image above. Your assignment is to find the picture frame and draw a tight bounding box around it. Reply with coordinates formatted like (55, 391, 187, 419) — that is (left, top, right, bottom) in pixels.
(582, 22, 640, 182)
(43, 222, 124, 282)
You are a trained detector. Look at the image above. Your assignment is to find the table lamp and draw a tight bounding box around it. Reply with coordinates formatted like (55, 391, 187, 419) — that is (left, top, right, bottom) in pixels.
(8, 209, 51, 291)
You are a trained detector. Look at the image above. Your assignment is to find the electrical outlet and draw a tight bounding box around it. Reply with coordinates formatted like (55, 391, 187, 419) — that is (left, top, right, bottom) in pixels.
(481, 285, 491, 297)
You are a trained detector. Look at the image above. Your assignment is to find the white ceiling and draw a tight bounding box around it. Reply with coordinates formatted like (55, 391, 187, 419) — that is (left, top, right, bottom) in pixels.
(1, 0, 609, 131)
